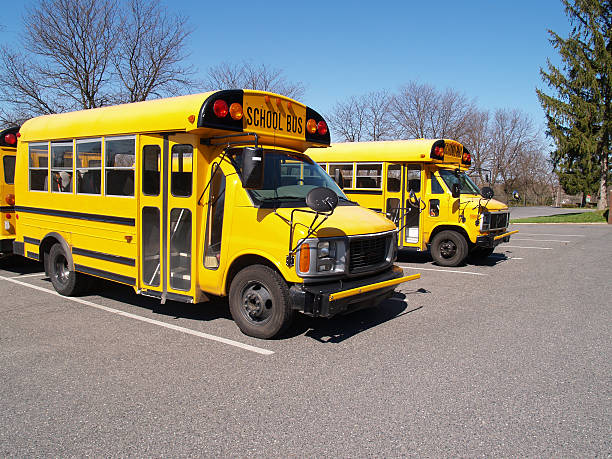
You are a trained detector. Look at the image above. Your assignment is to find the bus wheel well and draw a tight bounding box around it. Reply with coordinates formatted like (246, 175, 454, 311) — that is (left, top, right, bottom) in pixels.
(39, 234, 71, 276)
(429, 225, 471, 246)
(225, 255, 282, 296)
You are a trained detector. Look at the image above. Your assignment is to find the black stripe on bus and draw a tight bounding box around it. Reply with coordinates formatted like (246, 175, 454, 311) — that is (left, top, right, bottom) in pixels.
(72, 247, 135, 266)
(26, 251, 39, 261)
(0, 206, 15, 213)
(344, 190, 383, 195)
(24, 236, 40, 246)
(15, 206, 135, 226)
(74, 264, 135, 286)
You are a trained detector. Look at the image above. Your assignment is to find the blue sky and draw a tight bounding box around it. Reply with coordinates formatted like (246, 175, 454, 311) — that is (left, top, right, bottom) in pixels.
(0, 0, 570, 132)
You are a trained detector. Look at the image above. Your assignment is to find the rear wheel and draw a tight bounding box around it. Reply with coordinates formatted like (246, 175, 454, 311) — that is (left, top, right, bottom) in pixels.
(229, 265, 294, 339)
(48, 243, 85, 296)
(431, 230, 468, 267)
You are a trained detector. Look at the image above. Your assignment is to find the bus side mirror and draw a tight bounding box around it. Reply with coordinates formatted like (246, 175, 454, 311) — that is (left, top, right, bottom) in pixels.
(451, 183, 461, 199)
(242, 147, 264, 189)
(481, 186, 494, 200)
(333, 169, 344, 189)
(306, 187, 338, 213)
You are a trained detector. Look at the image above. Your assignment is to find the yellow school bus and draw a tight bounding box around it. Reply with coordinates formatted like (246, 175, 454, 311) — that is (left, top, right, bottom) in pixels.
(1, 126, 19, 256)
(311, 139, 517, 267)
(13, 90, 419, 338)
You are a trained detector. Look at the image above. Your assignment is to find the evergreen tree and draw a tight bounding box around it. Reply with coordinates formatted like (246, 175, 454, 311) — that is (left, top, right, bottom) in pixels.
(537, 0, 611, 209)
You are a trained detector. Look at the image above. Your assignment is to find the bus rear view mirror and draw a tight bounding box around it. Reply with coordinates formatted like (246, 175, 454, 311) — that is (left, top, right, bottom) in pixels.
(481, 186, 494, 200)
(242, 147, 264, 189)
(306, 187, 338, 213)
(512, 190, 520, 201)
(451, 183, 461, 199)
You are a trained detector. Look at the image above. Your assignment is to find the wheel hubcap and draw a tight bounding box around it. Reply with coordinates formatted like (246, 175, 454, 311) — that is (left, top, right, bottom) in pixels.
(440, 240, 457, 259)
(54, 255, 70, 284)
(241, 283, 273, 323)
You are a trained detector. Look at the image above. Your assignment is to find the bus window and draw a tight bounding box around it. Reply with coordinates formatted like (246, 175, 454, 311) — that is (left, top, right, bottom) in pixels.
(438, 169, 480, 195)
(105, 136, 135, 196)
(387, 164, 401, 192)
(356, 163, 382, 189)
(142, 206, 160, 287)
(142, 145, 161, 196)
(51, 141, 73, 193)
(329, 163, 353, 189)
(171, 144, 193, 197)
(431, 173, 444, 194)
(204, 165, 225, 269)
(77, 139, 102, 195)
(29, 143, 48, 191)
(3, 155, 15, 184)
(406, 166, 421, 192)
(169, 208, 192, 290)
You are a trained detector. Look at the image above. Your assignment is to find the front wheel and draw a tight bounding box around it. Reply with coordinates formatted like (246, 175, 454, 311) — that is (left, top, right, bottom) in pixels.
(430, 230, 468, 267)
(229, 265, 295, 339)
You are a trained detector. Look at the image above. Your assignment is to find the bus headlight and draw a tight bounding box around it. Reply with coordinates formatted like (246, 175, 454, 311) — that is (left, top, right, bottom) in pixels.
(296, 238, 346, 277)
(480, 212, 491, 232)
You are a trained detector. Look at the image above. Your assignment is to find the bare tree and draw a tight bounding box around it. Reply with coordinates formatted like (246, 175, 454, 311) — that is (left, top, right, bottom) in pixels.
(206, 61, 305, 100)
(0, 0, 194, 122)
(327, 91, 393, 142)
(463, 109, 492, 185)
(112, 0, 195, 102)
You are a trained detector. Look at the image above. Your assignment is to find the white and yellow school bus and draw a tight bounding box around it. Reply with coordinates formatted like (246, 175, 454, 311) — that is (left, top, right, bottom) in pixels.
(0, 126, 18, 256)
(311, 139, 517, 267)
(13, 90, 419, 338)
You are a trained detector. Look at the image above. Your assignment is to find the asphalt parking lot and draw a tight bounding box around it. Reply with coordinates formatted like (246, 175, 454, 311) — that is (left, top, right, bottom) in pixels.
(1, 223, 610, 456)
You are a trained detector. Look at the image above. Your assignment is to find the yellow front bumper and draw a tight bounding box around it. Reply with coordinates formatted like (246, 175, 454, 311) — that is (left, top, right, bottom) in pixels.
(329, 273, 420, 302)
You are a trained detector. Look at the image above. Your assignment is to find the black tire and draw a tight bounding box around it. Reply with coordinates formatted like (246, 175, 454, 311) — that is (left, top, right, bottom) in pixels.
(48, 243, 84, 296)
(431, 230, 468, 267)
(469, 247, 494, 261)
(229, 265, 295, 339)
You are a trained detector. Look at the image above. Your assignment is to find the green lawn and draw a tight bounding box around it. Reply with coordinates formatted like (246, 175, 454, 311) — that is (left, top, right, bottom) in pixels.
(511, 209, 609, 223)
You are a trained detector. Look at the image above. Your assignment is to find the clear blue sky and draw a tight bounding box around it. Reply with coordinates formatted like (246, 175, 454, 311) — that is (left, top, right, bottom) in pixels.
(0, 0, 570, 133)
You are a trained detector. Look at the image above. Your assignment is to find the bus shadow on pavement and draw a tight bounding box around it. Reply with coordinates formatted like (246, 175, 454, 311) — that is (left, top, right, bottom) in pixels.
(0, 257, 43, 275)
(298, 289, 428, 343)
(398, 248, 510, 267)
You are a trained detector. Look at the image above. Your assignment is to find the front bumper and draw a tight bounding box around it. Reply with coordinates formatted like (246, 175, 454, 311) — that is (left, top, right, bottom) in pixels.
(476, 229, 519, 248)
(289, 265, 419, 317)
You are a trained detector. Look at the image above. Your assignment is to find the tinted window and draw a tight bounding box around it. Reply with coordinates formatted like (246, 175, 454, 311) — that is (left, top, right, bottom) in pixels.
(3, 155, 15, 184)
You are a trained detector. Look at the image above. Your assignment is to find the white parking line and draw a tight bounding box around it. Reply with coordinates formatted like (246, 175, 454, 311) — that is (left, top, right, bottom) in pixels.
(516, 233, 585, 237)
(399, 265, 487, 276)
(513, 238, 571, 243)
(504, 245, 553, 250)
(0, 275, 274, 356)
(10, 272, 46, 279)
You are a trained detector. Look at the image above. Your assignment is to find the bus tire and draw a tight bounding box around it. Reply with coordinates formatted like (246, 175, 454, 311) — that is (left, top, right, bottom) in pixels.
(229, 265, 295, 339)
(431, 230, 468, 267)
(48, 243, 84, 296)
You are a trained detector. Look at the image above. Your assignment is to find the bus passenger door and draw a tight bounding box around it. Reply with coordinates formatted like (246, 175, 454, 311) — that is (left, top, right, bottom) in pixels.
(404, 164, 422, 245)
(384, 163, 404, 247)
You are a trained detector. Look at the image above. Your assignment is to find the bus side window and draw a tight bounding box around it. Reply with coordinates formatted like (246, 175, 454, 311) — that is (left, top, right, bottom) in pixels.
(171, 144, 193, 197)
(142, 145, 160, 196)
(329, 163, 353, 189)
(29, 143, 49, 191)
(106, 137, 135, 196)
(356, 163, 382, 189)
(51, 141, 73, 193)
(387, 164, 401, 192)
(77, 139, 102, 195)
(3, 155, 15, 184)
(204, 165, 225, 269)
(431, 173, 444, 194)
(406, 166, 420, 192)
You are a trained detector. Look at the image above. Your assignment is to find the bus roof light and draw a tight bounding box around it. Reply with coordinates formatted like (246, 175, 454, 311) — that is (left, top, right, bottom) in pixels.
(306, 119, 317, 134)
(317, 121, 328, 136)
(229, 102, 243, 120)
(213, 99, 229, 118)
(4, 133, 17, 146)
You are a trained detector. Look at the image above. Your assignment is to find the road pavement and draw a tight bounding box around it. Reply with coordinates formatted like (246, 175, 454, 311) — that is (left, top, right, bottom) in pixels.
(509, 205, 596, 219)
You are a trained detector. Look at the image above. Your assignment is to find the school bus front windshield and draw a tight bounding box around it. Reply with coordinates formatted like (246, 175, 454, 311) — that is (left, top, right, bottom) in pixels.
(438, 169, 480, 195)
(228, 148, 350, 207)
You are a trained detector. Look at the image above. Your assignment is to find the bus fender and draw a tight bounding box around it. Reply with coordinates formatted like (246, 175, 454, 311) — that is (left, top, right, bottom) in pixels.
(224, 250, 289, 297)
(40, 232, 73, 275)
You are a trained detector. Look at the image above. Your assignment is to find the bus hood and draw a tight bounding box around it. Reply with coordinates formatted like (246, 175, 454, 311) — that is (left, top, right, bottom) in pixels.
(276, 205, 396, 239)
(461, 196, 508, 212)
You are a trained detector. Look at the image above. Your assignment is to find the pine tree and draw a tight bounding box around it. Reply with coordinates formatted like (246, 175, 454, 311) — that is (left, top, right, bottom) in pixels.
(537, 0, 611, 209)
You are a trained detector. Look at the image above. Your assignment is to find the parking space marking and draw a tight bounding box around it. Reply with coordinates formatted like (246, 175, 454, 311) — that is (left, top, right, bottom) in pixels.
(399, 265, 487, 276)
(9, 272, 46, 279)
(516, 233, 585, 237)
(513, 238, 571, 243)
(504, 245, 553, 250)
(0, 275, 274, 356)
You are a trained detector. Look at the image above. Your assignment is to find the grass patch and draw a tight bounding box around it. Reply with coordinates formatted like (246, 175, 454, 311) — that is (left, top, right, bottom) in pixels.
(511, 209, 608, 223)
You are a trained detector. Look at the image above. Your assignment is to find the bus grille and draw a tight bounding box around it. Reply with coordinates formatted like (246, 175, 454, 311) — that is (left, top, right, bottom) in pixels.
(349, 235, 389, 273)
(490, 212, 509, 230)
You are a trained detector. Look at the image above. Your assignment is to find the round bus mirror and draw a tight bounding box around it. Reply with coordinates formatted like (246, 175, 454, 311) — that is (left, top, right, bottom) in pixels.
(451, 183, 461, 199)
(306, 187, 338, 213)
(241, 147, 264, 189)
(481, 186, 494, 200)
(512, 190, 520, 201)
